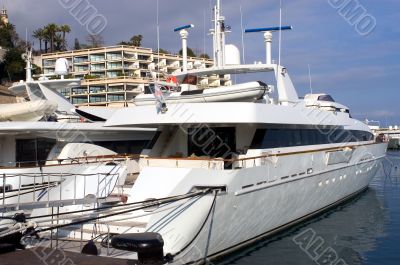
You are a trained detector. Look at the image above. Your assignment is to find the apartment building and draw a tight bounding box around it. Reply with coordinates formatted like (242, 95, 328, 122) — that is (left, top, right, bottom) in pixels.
(41, 45, 231, 107)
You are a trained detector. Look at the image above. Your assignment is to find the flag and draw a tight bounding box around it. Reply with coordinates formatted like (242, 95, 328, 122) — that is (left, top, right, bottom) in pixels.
(153, 82, 167, 114)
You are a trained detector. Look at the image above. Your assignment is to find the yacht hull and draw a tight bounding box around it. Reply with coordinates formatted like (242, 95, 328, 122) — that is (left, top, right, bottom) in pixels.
(40, 143, 386, 264)
(122, 143, 387, 264)
(182, 161, 381, 263)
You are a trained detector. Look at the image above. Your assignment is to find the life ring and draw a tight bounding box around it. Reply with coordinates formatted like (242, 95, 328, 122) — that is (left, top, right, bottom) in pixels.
(166, 75, 177, 85)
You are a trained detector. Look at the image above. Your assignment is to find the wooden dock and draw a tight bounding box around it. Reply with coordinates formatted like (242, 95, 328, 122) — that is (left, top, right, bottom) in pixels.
(0, 247, 138, 265)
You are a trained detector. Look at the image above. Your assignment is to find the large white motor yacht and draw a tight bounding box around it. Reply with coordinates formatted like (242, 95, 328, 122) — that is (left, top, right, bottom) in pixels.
(11, 1, 387, 264)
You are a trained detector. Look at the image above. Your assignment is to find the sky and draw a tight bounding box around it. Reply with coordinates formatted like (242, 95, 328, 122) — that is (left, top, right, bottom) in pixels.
(4, 0, 400, 125)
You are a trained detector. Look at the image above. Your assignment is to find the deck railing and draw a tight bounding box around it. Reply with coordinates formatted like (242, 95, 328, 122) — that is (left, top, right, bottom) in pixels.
(0, 154, 140, 169)
(1, 166, 122, 211)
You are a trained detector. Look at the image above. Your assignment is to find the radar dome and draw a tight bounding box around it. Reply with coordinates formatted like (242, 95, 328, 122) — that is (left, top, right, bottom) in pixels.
(225, 44, 240, 65)
(55, 58, 69, 76)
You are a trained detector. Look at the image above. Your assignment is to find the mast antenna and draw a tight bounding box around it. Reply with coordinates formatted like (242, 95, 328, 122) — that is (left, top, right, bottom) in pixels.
(156, 0, 160, 80)
(308, 64, 313, 94)
(278, 0, 282, 67)
(240, 5, 246, 64)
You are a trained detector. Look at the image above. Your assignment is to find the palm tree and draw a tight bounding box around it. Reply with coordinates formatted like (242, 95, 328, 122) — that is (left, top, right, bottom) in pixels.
(42, 27, 50, 53)
(45, 23, 59, 53)
(32, 28, 45, 53)
(59, 24, 71, 50)
(54, 33, 63, 51)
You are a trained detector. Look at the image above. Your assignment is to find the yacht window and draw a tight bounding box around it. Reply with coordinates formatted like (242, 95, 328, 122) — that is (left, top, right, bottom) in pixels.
(94, 140, 151, 154)
(16, 138, 56, 166)
(317, 95, 335, 102)
(188, 127, 236, 160)
(250, 128, 373, 149)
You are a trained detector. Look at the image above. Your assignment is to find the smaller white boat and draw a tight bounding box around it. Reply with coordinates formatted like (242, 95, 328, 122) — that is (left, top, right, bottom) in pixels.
(133, 81, 268, 106)
(8, 51, 82, 122)
(0, 100, 57, 121)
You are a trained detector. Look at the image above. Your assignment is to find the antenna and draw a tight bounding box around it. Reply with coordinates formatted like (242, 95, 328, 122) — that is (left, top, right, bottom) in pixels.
(278, 0, 282, 67)
(23, 27, 33, 82)
(203, 9, 206, 59)
(308, 64, 313, 94)
(174, 24, 194, 72)
(240, 5, 245, 64)
(156, 0, 160, 80)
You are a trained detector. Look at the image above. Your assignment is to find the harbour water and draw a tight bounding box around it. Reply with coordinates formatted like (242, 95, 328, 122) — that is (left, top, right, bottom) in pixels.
(217, 151, 400, 265)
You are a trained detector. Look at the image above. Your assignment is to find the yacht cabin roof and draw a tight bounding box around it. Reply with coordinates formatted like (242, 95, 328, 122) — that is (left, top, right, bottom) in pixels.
(104, 102, 366, 131)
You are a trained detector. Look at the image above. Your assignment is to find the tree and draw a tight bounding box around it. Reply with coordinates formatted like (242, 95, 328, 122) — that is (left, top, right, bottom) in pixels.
(32, 28, 45, 53)
(54, 33, 63, 51)
(118, 41, 130, 46)
(44, 23, 59, 53)
(199, 53, 210, 59)
(130, 34, 143, 47)
(157, 48, 170, 54)
(179, 47, 196, 57)
(43, 28, 49, 53)
(3, 48, 25, 81)
(0, 22, 17, 48)
(0, 22, 26, 82)
(59, 24, 71, 50)
(86, 34, 104, 48)
(74, 38, 81, 50)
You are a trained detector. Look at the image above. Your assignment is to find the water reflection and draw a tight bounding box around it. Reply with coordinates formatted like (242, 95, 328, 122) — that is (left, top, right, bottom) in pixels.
(216, 159, 393, 265)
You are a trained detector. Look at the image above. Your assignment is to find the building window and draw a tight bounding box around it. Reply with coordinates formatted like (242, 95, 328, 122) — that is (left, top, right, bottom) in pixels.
(90, 64, 106, 71)
(43, 60, 56, 67)
(107, 52, 122, 60)
(107, 71, 122, 78)
(89, 95, 106, 103)
(89, 86, 105, 93)
(75, 65, 88, 72)
(72, 97, 88, 104)
(138, 55, 150, 61)
(107, 62, 122, 69)
(72, 87, 87, 94)
(74, 57, 89, 63)
(108, 94, 125, 101)
(90, 54, 105, 62)
(108, 86, 124, 92)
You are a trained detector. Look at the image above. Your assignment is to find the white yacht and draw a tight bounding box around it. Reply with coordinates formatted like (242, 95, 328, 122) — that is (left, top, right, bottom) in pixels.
(6, 1, 387, 264)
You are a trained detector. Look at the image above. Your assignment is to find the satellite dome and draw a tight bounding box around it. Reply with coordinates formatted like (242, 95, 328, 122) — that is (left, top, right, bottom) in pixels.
(55, 58, 69, 76)
(225, 44, 241, 65)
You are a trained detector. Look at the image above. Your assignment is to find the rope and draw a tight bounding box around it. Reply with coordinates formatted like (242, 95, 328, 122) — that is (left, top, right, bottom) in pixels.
(31, 190, 213, 235)
(0, 184, 58, 200)
(169, 190, 218, 260)
(33, 196, 196, 225)
(25, 190, 208, 221)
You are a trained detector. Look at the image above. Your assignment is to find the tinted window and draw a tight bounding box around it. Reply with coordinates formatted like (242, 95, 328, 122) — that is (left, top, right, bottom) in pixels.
(188, 127, 236, 159)
(317, 95, 335, 102)
(250, 128, 373, 149)
(94, 140, 150, 154)
(16, 138, 56, 166)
